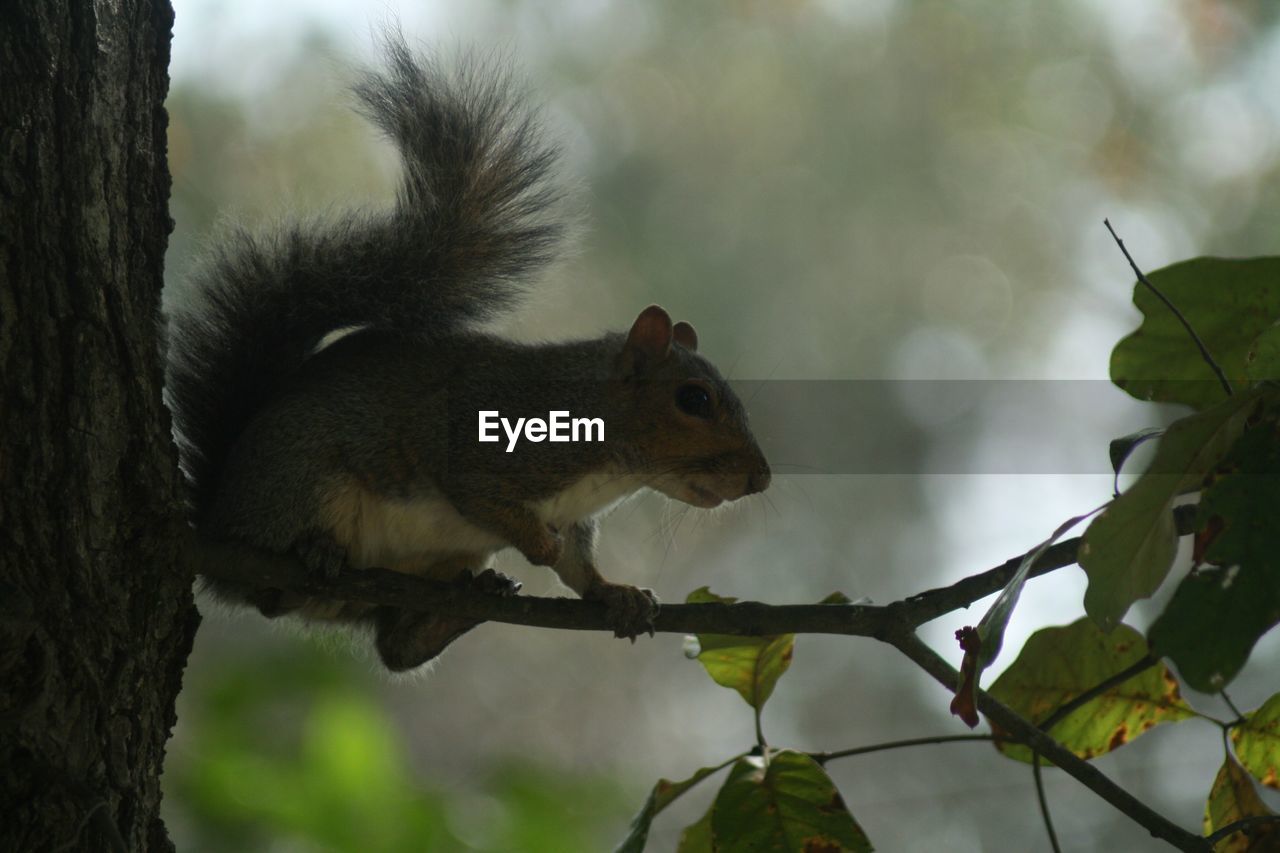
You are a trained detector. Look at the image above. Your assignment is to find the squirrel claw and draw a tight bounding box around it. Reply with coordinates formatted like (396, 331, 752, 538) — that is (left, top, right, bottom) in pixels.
(588, 582, 660, 641)
(468, 567, 522, 597)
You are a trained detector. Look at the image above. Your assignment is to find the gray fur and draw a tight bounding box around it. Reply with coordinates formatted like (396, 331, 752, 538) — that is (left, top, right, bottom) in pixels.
(166, 33, 568, 519)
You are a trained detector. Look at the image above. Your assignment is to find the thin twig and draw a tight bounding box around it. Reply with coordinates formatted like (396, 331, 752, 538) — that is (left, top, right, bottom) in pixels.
(1037, 654, 1159, 733)
(812, 734, 994, 765)
(755, 704, 769, 756)
(889, 630, 1209, 853)
(1220, 689, 1246, 726)
(1103, 219, 1233, 398)
(1204, 815, 1280, 847)
(1031, 753, 1063, 853)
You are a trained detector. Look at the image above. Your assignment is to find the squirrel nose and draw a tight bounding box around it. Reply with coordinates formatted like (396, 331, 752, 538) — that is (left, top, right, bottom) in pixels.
(745, 462, 771, 495)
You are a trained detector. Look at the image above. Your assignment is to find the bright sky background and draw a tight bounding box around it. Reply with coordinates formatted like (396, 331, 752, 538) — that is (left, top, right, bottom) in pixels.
(164, 4, 1280, 846)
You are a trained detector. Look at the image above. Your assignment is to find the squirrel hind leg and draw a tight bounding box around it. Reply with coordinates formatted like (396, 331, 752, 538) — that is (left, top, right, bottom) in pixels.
(372, 606, 479, 672)
(371, 562, 522, 671)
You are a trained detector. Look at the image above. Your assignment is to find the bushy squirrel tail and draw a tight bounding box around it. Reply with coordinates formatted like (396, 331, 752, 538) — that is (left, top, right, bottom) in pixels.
(166, 32, 569, 517)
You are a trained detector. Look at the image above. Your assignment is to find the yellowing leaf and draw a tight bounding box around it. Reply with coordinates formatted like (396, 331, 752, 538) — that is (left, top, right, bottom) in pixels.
(1233, 693, 1280, 792)
(711, 752, 873, 852)
(1203, 755, 1279, 852)
(685, 588, 844, 711)
(988, 619, 1195, 763)
(694, 633, 795, 710)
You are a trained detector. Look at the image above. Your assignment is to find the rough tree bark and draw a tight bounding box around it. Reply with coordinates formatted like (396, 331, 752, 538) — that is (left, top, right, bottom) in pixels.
(1, 2, 198, 850)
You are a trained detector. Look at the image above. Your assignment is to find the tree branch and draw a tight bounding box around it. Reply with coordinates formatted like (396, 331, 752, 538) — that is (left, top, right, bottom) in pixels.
(191, 505, 1198, 639)
(193, 536, 901, 636)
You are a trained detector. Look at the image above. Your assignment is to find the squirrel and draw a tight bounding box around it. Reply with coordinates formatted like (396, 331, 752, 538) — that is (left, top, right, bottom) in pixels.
(165, 34, 771, 672)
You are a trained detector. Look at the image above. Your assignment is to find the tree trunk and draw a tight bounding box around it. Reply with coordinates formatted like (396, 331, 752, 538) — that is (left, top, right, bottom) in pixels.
(0, 2, 198, 850)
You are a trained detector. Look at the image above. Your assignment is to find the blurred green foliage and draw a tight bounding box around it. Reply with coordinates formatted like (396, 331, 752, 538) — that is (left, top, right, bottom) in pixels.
(165, 643, 632, 851)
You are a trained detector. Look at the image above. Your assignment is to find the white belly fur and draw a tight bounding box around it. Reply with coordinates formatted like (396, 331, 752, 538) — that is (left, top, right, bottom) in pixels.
(325, 485, 503, 576)
(325, 470, 646, 577)
(532, 469, 646, 528)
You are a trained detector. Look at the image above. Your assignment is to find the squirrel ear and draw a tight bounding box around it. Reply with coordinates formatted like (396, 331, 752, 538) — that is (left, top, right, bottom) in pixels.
(672, 321, 698, 352)
(620, 305, 673, 374)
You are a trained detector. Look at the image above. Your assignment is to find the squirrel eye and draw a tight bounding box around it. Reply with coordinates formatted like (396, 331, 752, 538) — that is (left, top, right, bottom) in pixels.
(675, 383, 713, 419)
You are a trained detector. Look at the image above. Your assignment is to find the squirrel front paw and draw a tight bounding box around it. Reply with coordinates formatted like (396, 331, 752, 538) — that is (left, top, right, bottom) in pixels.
(465, 567, 523, 597)
(585, 581, 660, 641)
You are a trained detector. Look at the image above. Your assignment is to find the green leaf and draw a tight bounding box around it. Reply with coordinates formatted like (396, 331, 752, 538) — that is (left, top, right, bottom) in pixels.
(1149, 568, 1280, 695)
(976, 506, 1104, 674)
(685, 588, 841, 710)
(1109, 427, 1165, 489)
(1245, 322, 1280, 382)
(1110, 256, 1280, 410)
(1232, 693, 1280, 792)
(1148, 415, 1280, 693)
(1081, 389, 1260, 630)
(988, 619, 1195, 763)
(710, 752, 873, 852)
(1203, 755, 1279, 852)
(615, 763, 730, 853)
(693, 634, 794, 711)
(685, 586, 732, 606)
(675, 807, 714, 853)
